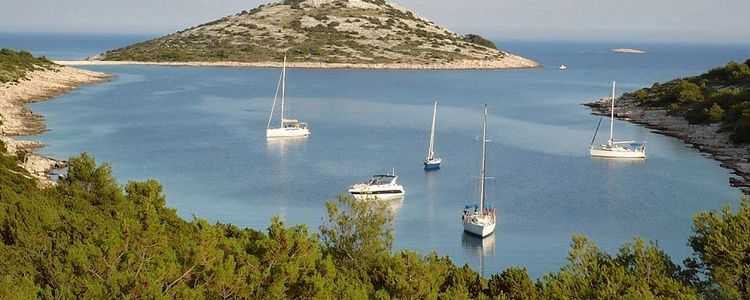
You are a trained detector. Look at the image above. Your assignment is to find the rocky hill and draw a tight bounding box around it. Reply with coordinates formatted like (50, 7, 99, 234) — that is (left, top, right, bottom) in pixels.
(99, 0, 538, 69)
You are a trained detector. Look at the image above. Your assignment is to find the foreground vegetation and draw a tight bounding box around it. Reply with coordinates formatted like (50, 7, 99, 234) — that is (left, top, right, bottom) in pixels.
(0, 147, 748, 298)
(626, 58, 750, 143)
(0, 48, 56, 84)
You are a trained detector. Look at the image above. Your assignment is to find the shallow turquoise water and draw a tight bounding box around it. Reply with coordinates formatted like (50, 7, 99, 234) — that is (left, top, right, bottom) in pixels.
(13, 36, 750, 277)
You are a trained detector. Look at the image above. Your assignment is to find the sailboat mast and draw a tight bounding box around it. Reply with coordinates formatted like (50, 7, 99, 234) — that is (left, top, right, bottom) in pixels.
(609, 81, 615, 146)
(479, 105, 488, 214)
(427, 101, 437, 160)
(280, 55, 287, 128)
(267, 68, 283, 130)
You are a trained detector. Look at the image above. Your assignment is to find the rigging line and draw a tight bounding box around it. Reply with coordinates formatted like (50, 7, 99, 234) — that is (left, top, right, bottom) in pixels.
(266, 69, 284, 129)
(590, 114, 604, 146)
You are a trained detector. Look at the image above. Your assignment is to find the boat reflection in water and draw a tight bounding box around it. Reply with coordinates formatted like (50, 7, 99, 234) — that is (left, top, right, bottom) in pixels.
(266, 137, 307, 158)
(350, 195, 404, 212)
(461, 232, 496, 276)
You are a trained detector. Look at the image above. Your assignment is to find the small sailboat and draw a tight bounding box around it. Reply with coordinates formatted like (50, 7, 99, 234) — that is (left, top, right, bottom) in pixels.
(559, 64, 567, 70)
(266, 56, 310, 138)
(348, 170, 405, 200)
(462, 105, 496, 238)
(424, 101, 441, 170)
(589, 81, 646, 158)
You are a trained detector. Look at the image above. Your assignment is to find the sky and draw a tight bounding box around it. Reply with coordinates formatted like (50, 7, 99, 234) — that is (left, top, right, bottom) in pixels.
(2, 0, 749, 43)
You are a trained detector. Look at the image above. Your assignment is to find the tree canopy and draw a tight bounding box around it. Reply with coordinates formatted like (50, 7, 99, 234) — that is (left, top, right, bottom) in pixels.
(0, 150, 747, 298)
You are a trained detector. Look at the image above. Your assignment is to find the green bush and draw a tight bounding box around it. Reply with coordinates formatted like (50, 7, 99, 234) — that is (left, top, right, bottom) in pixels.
(0, 48, 56, 83)
(463, 34, 497, 50)
(634, 89, 649, 102)
(676, 80, 704, 103)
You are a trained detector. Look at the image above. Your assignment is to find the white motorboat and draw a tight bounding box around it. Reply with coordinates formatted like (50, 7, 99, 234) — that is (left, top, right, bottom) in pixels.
(462, 105, 496, 238)
(266, 56, 310, 138)
(559, 64, 567, 70)
(589, 81, 646, 158)
(348, 171, 405, 200)
(424, 101, 441, 170)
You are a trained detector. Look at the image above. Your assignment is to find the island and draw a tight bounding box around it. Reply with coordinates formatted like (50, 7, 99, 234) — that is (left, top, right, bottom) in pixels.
(610, 48, 647, 54)
(0, 48, 110, 185)
(586, 58, 750, 194)
(79, 0, 539, 70)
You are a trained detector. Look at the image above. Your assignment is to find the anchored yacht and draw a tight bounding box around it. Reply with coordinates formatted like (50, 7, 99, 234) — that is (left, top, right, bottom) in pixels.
(589, 81, 646, 158)
(266, 55, 310, 138)
(348, 171, 405, 200)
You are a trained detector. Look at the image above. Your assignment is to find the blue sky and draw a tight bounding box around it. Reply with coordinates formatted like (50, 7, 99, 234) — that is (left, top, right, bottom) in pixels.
(2, 0, 749, 43)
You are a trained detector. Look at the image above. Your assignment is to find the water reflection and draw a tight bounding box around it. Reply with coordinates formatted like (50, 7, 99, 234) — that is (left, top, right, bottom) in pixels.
(386, 196, 404, 212)
(461, 232, 496, 276)
(359, 196, 405, 212)
(266, 138, 307, 158)
(590, 156, 646, 165)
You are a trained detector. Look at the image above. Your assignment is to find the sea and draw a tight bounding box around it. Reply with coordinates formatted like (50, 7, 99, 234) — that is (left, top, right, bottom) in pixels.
(3, 32, 749, 277)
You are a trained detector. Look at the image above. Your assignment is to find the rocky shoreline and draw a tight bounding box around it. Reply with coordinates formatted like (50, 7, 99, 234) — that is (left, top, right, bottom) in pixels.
(585, 95, 750, 195)
(0, 66, 111, 186)
(56, 54, 541, 70)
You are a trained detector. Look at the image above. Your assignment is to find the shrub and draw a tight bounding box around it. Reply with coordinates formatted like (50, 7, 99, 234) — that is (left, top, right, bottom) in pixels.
(463, 34, 497, 50)
(677, 80, 704, 103)
(634, 89, 649, 102)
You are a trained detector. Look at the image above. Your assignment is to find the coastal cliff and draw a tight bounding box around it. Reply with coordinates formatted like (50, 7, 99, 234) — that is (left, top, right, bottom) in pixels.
(97, 0, 538, 69)
(0, 50, 110, 184)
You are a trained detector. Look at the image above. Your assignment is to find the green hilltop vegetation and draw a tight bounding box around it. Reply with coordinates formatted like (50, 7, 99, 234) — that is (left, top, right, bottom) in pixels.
(0, 48, 56, 84)
(625, 58, 750, 143)
(0, 146, 749, 297)
(101, 0, 515, 65)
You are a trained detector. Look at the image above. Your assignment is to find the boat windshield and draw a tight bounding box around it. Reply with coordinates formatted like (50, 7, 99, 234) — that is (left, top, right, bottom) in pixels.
(369, 175, 396, 185)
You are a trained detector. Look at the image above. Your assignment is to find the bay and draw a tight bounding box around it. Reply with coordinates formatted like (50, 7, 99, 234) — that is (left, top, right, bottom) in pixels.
(9, 34, 749, 277)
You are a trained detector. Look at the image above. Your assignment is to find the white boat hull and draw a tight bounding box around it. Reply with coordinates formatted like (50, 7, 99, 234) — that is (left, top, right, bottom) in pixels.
(266, 127, 310, 138)
(589, 147, 645, 158)
(463, 219, 496, 237)
(348, 187, 405, 200)
(462, 213, 496, 237)
(349, 192, 405, 200)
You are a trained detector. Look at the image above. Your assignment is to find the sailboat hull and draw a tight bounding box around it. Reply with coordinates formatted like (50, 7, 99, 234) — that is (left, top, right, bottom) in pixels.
(589, 147, 645, 158)
(424, 158, 441, 170)
(266, 128, 310, 138)
(462, 218, 496, 237)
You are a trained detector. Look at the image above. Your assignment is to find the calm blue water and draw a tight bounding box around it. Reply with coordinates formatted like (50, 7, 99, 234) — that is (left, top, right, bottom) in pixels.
(7, 33, 750, 277)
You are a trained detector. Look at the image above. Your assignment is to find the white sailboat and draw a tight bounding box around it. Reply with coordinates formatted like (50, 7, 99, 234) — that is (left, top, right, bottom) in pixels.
(589, 81, 646, 158)
(266, 56, 310, 138)
(424, 101, 441, 170)
(462, 105, 496, 238)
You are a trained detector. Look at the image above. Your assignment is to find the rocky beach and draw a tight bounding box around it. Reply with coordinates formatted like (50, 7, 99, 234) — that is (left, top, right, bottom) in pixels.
(0, 65, 111, 185)
(586, 95, 750, 195)
(57, 54, 540, 70)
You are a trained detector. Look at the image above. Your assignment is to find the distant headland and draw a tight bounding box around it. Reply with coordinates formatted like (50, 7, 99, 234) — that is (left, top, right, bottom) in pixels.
(91, 0, 539, 70)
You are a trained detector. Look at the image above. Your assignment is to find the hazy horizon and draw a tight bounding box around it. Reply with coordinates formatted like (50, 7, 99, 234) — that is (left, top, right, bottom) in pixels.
(2, 0, 749, 44)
